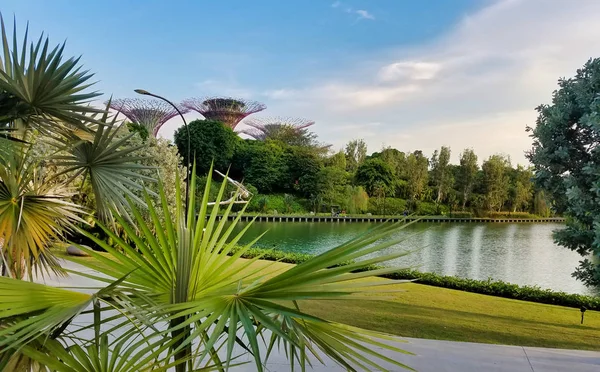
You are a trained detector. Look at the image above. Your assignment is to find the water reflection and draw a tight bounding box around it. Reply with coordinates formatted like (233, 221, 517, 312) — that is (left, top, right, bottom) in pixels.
(233, 221, 599, 295)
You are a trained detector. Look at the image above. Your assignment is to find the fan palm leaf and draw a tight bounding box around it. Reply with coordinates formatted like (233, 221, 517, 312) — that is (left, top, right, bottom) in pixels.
(51, 105, 154, 223)
(0, 14, 103, 136)
(57, 165, 416, 371)
(0, 148, 86, 279)
(0, 162, 417, 371)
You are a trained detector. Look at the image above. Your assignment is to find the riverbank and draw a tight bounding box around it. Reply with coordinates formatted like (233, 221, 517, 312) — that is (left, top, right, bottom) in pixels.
(57, 250, 600, 350)
(229, 259, 600, 351)
(220, 214, 564, 223)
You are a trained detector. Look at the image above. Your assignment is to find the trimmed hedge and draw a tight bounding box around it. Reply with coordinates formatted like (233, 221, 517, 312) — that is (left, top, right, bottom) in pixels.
(449, 211, 473, 218)
(246, 194, 308, 214)
(486, 211, 539, 219)
(232, 247, 600, 311)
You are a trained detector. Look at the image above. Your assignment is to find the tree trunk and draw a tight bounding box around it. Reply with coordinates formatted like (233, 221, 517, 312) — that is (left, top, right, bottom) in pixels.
(171, 317, 192, 372)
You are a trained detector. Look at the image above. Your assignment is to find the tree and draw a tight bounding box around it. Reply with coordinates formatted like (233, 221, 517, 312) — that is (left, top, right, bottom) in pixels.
(283, 145, 322, 195)
(174, 119, 239, 176)
(457, 149, 478, 209)
(430, 146, 452, 204)
(344, 185, 369, 214)
(345, 139, 367, 172)
(527, 58, 600, 286)
(481, 155, 511, 211)
(354, 158, 395, 196)
(179, 120, 235, 173)
(405, 151, 429, 200)
(326, 150, 347, 170)
(231, 140, 286, 193)
(0, 177, 415, 371)
(510, 165, 534, 212)
(314, 166, 349, 206)
(533, 190, 551, 217)
(0, 18, 146, 279)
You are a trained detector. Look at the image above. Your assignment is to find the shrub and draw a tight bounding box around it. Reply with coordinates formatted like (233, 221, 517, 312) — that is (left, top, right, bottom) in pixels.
(416, 201, 448, 216)
(234, 247, 600, 310)
(486, 212, 539, 219)
(367, 197, 407, 215)
(449, 211, 473, 218)
(246, 194, 308, 214)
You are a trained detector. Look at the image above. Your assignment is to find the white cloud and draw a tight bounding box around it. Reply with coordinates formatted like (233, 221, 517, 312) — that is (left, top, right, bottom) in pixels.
(378, 62, 441, 82)
(355, 9, 375, 20)
(332, 2, 375, 21)
(267, 0, 600, 164)
(262, 89, 299, 100)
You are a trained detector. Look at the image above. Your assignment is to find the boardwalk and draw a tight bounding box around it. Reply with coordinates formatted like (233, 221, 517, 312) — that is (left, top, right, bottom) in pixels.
(218, 214, 565, 224)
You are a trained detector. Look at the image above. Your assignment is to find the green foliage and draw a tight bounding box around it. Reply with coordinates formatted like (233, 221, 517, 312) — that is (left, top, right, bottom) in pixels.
(449, 211, 473, 218)
(344, 138, 367, 172)
(486, 211, 539, 219)
(533, 191, 551, 217)
(457, 149, 478, 209)
(367, 197, 407, 215)
(509, 165, 534, 212)
(527, 58, 600, 286)
(405, 151, 429, 200)
(174, 119, 239, 175)
(282, 145, 322, 195)
(0, 16, 103, 133)
(231, 140, 286, 193)
(326, 150, 347, 170)
(247, 193, 307, 214)
(430, 146, 452, 203)
(416, 201, 447, 216)
(355, 158, 395, 196)
(283, 193, 294, 213)
(371, 147, 407, 179)
(482, 154, 511, 211)
(345, 185, 369, 214)
(126, 121, 149, 141)
(313, 166, 349, 205)
(0, 172, 418, 371)
(384, 270, 600, 310)
(235, 247, 600, 310)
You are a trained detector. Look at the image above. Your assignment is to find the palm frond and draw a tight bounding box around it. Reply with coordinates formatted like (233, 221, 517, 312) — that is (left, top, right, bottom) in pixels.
(0, 149, 87, 279)
(58, 164, 416, 371)
(0, 14, 103, 134)
(0, 276, 93, 349)
(52, 106, 154, 223)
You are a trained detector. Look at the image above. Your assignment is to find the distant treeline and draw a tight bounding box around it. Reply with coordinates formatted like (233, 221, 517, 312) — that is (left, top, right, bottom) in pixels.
(175, 119, 551, 217)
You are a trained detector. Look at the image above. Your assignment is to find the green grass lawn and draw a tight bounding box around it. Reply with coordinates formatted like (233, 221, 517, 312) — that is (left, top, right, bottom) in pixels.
(55, 248, 600, 351)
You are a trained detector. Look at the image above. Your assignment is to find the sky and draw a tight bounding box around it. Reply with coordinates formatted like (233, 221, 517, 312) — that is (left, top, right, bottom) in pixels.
(4, 0, 600, 165)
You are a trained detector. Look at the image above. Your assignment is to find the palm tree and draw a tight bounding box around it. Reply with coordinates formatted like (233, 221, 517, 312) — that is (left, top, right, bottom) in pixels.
(0, 15, 149, 279)
(0, 170, 416, 371)
(0, 15, 418, 371)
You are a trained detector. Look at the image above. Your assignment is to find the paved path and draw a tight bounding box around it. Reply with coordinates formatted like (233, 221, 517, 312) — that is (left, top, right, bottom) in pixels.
(43, 261, 600, 371)
(228, 337, 600, 371)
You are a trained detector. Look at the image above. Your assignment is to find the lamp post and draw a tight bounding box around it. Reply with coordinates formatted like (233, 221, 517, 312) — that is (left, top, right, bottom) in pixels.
(134, 89, 191, 218)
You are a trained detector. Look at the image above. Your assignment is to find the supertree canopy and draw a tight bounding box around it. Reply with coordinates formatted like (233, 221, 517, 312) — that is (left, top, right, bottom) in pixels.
(107, 98, 187, 137)
(239, 117, 331, 154)
(182, 97, 266, 130)
(239, 117, 315, 141)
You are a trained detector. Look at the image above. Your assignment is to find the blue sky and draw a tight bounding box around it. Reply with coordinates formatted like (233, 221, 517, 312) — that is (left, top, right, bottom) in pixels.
(4, 0, 600, 164)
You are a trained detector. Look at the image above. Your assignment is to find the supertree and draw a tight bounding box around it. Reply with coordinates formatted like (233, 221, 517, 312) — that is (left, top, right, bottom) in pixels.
(107, 98, 188, 138)
(239, 117, 315, 141)
(181, 97, 266, 130)
(240, 117, 331, 154)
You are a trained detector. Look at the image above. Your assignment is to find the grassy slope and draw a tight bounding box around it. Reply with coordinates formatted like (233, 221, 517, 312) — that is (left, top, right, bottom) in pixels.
(56, 249, 600, 351)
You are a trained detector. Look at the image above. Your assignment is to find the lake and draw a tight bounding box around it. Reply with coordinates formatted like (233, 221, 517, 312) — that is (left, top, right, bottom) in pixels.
(232, 221, 599, 295)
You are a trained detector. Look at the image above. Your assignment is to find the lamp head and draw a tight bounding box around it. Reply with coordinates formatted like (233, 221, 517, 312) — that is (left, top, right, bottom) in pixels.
(134, 89, 151, 95)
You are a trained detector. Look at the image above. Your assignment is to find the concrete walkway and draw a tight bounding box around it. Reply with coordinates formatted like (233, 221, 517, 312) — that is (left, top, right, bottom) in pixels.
(232, 337, 600, 371)
(43, 261, 600, 371)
